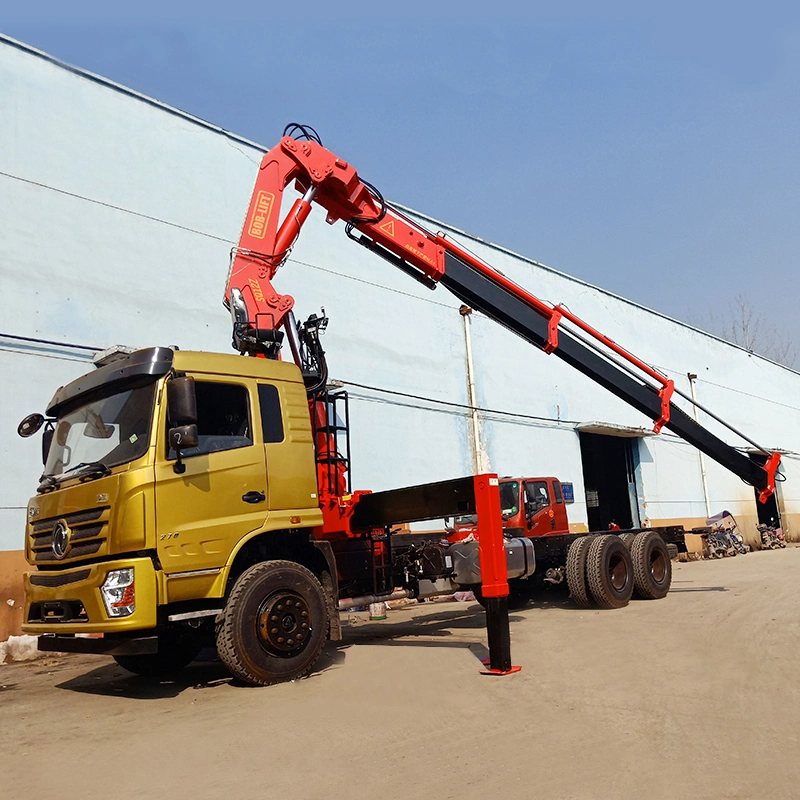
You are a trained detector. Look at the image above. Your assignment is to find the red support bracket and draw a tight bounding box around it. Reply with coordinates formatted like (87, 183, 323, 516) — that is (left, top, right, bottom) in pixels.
(759, 452, 782, 504)
(543, 307, 563, 354)
(653, 379, 675, 434)
(473, 474, 521, 676)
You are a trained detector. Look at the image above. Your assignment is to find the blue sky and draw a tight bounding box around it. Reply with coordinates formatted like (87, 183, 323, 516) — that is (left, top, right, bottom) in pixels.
(4, 10, 800, 353)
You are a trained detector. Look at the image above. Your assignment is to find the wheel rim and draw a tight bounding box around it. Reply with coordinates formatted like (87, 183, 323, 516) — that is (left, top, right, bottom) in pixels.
(609, 553, 629, 591)
(650, 549, 668, 581)
(256, 590, 312, 657)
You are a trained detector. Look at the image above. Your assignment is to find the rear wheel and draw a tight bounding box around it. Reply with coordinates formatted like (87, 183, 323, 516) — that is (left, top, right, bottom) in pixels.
(473, 583, 532, 610)
(619, 533, 637, 550)
(586, 534, 634, 609)
(631, 532, 672, 599)
(114, 631, 201, 677)
(216, 560, 327, 686)
(566, 536, 594, 608)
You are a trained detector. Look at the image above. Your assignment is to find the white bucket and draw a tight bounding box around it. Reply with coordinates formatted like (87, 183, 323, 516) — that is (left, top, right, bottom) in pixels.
(368, 602, 387, 620)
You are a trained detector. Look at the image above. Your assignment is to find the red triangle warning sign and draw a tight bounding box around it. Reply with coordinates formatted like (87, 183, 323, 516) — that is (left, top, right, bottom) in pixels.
(378, 220, 395, 237)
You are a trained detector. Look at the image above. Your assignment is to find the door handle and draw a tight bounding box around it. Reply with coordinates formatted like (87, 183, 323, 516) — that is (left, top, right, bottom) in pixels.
(242, 491, 266, 504)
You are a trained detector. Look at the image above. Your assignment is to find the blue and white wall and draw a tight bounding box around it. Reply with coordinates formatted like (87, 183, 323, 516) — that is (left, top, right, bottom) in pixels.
(2, 35, 799, 635)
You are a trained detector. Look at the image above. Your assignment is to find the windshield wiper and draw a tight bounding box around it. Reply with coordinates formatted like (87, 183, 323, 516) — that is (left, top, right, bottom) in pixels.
(36, 475, 60, 494)
(60, 461, 112, 482)
(36, 461, 112, 493)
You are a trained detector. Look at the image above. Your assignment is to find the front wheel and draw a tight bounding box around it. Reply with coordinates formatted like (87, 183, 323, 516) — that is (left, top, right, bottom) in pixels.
(216, 560, 328, 686)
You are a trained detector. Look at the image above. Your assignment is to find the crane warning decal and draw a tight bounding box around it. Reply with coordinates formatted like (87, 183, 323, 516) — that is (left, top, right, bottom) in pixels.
(378, 220, 395, 237)
(248, 191, 275, 240)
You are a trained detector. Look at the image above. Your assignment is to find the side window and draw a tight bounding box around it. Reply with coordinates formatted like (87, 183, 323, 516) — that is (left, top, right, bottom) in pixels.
(258, 384, 284, 443)
(168, 381, 252, 458)
(525, 481, 550, 511)
(553, 481, 563, 504)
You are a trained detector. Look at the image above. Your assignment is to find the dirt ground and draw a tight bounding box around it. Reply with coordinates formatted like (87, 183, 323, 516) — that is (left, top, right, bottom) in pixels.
(1, 548, 799, 800)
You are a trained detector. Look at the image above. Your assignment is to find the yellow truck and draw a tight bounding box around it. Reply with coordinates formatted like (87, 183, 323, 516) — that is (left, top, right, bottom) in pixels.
(21, 348, 340, 682)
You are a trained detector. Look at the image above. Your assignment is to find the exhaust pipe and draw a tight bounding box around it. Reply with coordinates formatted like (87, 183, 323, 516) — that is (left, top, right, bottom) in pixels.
(338, 589, 411, 611)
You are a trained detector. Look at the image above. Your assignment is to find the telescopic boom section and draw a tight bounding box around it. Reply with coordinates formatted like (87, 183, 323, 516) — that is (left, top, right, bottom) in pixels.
(225, 133, 781, 502)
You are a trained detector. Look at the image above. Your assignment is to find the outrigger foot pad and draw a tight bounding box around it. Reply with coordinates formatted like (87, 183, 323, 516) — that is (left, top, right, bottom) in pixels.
(479, 657, 522, 676)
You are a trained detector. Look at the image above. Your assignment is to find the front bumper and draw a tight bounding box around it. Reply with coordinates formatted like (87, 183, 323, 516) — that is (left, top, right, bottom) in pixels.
(22, 556, 158, 635)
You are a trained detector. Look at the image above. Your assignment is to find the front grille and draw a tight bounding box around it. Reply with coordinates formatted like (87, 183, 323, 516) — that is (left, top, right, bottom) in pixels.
(28, 600, 88, 623)
(34, 540, 103, 563)
(29, 569, 91, 587)
(29, 506, 109, 563)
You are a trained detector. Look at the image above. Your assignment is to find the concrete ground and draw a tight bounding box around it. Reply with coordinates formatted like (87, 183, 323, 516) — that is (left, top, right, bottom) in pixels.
(1, 548, 798, 800)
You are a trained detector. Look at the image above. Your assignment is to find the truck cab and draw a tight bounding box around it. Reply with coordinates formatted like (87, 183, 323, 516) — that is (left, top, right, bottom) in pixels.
(451, 476, 569, 541)
(21, 346, 322, 637)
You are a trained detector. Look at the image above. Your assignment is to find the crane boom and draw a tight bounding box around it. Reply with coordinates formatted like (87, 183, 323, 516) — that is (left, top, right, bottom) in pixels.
(225, 127, 781, 502)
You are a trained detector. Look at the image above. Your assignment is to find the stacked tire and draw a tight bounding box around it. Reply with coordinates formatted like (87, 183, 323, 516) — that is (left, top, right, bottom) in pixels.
(567, 531, 672, 609)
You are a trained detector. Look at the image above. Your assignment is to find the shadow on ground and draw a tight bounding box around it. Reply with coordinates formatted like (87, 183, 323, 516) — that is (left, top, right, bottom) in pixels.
(54, 602, 523, 699)
(56, 656, 233, 700)
(55, 586, 675, 699)
(668, 586, 728, 592)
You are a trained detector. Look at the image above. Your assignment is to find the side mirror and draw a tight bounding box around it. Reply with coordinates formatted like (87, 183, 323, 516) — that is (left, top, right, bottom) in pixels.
(167, 376, 197, 426)
(18, 413, 45, 438)
(168, 424, 199, 452)
(168, 424, 198, 474)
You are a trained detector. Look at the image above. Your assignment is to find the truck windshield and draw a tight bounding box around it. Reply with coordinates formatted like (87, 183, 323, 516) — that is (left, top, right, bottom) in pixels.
(44, 382, 157, 477)
(499, 481, 520, 519)
(454, 480, 520, 525)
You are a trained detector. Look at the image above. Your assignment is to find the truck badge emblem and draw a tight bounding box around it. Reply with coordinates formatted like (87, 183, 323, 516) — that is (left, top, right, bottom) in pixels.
(52, 520, 71, 560)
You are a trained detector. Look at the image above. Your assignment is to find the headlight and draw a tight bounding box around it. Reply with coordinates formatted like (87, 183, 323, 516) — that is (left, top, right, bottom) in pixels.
(100, 568, 136, 617)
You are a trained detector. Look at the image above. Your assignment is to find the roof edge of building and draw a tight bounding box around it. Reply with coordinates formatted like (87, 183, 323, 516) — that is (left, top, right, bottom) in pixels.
(4, 34, 797, 379)
(394, 201, 800, 377)
(0, 33, 266, 155)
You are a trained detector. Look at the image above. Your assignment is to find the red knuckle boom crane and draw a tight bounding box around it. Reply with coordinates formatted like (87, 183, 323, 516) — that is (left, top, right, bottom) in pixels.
(225, 125, 781, 507)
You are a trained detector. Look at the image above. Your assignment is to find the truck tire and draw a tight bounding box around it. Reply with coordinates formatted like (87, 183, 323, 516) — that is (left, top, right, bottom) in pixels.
(631, 531, 672, 599)
(619, 533, 637, 550)
(216, 560, 327, 686)
(586, 534, 634, 609)
(566, 536, 594, 608)
(114, 631, 201, 677)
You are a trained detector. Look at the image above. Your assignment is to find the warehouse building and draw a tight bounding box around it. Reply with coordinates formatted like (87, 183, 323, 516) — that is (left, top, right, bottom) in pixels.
(1, 35, 798, 643)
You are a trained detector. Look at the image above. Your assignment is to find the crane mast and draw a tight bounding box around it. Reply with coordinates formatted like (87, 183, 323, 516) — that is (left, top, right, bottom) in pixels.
(224, 125, 781, 506)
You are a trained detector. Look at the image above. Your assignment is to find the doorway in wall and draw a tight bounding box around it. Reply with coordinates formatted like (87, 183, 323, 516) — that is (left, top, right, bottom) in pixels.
(749, 453, 783, 529)
(579, 432, 641, 531)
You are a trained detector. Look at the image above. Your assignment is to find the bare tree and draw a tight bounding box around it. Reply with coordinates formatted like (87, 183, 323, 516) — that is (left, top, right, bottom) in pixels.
(689, 294, 797, 368)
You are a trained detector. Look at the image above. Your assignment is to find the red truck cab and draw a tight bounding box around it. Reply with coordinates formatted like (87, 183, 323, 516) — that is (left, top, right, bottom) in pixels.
(451, 477, 570, 541)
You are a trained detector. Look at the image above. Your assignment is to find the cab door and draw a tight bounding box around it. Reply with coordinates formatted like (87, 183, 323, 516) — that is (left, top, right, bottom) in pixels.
(523, 480, 556, 536)
(154, 379, 267, 577)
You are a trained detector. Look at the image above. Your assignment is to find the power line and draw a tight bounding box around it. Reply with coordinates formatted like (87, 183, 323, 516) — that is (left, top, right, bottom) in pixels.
(0, 170, 232, 243)
(341, 379, 580, 425)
